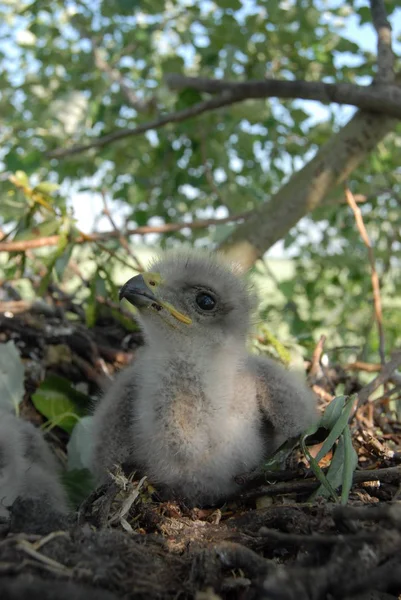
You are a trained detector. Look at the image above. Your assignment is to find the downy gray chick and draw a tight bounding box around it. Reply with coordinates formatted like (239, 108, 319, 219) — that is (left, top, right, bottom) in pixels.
(91, 250, 317, 506)
(0, 408, 68, 519)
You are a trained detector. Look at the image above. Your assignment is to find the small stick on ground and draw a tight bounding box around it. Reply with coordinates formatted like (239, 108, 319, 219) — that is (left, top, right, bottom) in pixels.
(238, 465, 401, 501)
(17, 540, 73, 575)
(312, 385, 335, 403)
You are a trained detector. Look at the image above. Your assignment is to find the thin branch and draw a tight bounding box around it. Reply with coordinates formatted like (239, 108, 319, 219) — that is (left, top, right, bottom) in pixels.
(48, 74, 401, 160)
(345, 360, 401, 385)
(0, 212, 249, 253)
(239, 465, 401, 502)
(165, 74, 401, 117)
(346, 360, 384, 373)
(100, 190, 145, 272)
(357, 351, 401, 406)
(345, 187, 386, 364)
(47, 92, 241, 159)
(92, 238, 138, 270)
(369, 0, 395, 83)
(372, 384, 401, 405)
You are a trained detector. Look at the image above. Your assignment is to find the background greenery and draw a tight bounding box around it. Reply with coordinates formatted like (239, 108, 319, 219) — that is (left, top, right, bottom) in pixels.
(1, 0, 400, 363)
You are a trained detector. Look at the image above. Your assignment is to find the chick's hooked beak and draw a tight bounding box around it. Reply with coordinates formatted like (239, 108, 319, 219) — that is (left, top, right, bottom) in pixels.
(119, 272, 192, 325)
(119, 273, 159, 306)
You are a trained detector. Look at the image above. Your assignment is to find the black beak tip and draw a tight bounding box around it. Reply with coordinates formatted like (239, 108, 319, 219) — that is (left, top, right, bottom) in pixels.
(118, 274, 158, 307)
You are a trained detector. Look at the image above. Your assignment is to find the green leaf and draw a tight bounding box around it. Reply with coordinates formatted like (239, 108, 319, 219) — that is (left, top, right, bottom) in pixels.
(278, 280, 296, 299)
(32, 375, 91, 433)
(217, 0, 241, 9)
(37, 219, 71, 295)
(262, 435, 300, 472)
(341, 426, 358, 505)
(33, 181, 60, 194)
(13, 217, 61, 241)
(54, 243, 74, 281)
(311, 436, 345, 500)
(13, 170, 29, 187)
(176, 88, 203, 111)
(85, 270, 107, 328)
(357, 6, 372, 24)
(314, 395, 355, 463)
(320, 395, 346, 429)
(61, 468, 95, 509)
(0, 341, 25, 414)
(300, 426, 338, 502)
(67, 416, 94, 471)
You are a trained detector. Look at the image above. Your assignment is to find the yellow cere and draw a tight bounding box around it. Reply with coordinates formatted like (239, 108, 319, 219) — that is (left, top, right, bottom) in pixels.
(142, 272, 163, 289)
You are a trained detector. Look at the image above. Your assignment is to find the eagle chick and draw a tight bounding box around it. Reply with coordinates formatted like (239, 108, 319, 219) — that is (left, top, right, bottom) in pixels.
(91, 250, 317, 505)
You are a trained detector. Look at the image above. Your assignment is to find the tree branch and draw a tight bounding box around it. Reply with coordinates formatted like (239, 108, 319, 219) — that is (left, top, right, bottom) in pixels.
(216, 0, 398, 267)
(48, 74, 401, 160)
(47, 92, 244, 159)
(369, 0, 395, 83)
(357, 351, 401, 406)
(0, 212, 249, 253)
(165, 74, 401, 118)
(219, 109, 398, 267)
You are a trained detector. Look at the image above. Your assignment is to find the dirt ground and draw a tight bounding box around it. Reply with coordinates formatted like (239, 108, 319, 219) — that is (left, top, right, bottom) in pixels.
(0, 298, 400, 600)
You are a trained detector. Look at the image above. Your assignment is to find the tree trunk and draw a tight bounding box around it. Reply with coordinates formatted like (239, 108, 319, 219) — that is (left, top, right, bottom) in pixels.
(219, 110, 398, 269)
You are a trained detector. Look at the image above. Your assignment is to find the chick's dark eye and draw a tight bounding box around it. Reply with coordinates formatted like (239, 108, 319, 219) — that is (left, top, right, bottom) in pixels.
(196, 292, 216, 311)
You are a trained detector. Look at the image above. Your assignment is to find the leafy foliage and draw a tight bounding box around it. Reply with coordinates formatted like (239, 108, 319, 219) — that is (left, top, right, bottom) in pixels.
(0, 0, 400, 362)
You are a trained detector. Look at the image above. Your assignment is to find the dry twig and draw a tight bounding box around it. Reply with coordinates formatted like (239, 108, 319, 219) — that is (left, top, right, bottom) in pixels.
(100, 190, 144, 272)
(357, 351, 401, 406)
(308, 334, 327, 381)
(345, 186, 386, 364)
(0, 212, 249, 253)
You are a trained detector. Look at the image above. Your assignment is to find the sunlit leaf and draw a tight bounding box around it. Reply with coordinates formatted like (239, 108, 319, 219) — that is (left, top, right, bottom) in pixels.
(13, 171, 29, 187)
(33, 182, 60, 194)
(32, 375, 91, 433)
